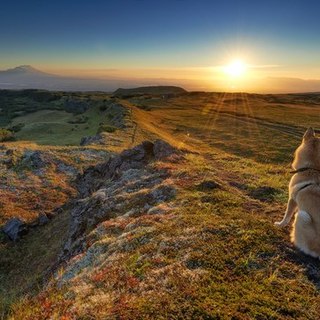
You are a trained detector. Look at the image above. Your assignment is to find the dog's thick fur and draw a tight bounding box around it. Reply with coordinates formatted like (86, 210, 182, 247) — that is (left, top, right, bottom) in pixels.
(275, 127, 320, 258)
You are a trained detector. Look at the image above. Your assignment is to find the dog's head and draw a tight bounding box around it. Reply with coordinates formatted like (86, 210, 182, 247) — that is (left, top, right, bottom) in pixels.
(292, 127, 320, 170)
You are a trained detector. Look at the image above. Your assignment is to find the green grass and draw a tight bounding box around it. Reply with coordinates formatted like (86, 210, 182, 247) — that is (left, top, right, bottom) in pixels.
(3, 95, 126, 145)
(0, 209, 71, 318)
(0, 90, 124, 145)
(11, 107, 101, 145)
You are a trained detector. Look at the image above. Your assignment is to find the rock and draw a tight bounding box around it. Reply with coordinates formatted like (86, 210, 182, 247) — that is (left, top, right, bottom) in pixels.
(38, 213, 50, 225)
(106, 103, 128, 128)
(147, 203, 172, 215)
(77, 140, 176, 197)
(80, 134, 104, 146)
(61, 140, 178, 260)
(56, 162, 78, 176)
(2, 218, 28, 241)
(153, 139, 177, 160)
(120, 141, 153, 161)
(22, 151, 47, 169)
(150, 184, 176, 202)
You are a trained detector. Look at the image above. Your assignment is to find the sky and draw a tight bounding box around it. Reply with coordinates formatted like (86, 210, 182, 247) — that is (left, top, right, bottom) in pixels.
(1, 0, 320, 92)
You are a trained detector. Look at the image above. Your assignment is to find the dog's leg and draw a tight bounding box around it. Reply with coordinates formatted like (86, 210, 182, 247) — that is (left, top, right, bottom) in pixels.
(275, 198, 297, 227)
(291, 210, 319, 258)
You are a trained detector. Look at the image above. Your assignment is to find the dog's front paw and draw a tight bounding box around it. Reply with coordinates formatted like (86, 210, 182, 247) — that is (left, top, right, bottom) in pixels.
(274, 220, 287, 227)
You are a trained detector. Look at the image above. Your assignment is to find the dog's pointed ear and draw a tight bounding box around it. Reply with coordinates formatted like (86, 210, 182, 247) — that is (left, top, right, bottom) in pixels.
(303, 127, 315, 141)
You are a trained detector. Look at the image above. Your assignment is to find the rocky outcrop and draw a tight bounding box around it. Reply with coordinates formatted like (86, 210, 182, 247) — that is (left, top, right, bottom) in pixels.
(2, 148, 79, 176)
(38, 212, 50, 226)
(2, 218, 28, 241)
(104, 102, 128, 129)
(3, 149, 49, 170)
(77, 140, 180, 197)
(2, 212, 56, 241)
(80, 134, 105, 146)
(21, 150, 47, 169)
(61, 140, 180, 259)
(153, 139, 177, 160)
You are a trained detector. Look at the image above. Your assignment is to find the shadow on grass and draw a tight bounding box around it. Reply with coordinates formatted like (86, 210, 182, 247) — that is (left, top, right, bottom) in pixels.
(282, 243, 320, 289)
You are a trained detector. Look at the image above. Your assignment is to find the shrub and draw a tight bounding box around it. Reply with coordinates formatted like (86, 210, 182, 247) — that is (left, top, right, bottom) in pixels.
(97, 124, 117, 133)
(67, 115, 88, 124)
(8, 123, 25, 133)
(0, 128, 14, 142)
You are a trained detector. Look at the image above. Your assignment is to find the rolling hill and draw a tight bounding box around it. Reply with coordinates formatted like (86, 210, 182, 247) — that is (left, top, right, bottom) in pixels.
(113, 86, 187, 97)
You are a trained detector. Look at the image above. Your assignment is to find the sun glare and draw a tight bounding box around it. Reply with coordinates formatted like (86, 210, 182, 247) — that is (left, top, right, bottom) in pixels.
(224, 59, 247, 78)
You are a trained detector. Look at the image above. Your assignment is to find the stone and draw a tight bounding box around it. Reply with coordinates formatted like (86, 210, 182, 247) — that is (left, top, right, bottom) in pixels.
(153, 139, 177, 160)
(80, 134, 104, 146)
(2, 218, 28, 241)
(38, 213, 50, 225)
(22, 151, 46, 169)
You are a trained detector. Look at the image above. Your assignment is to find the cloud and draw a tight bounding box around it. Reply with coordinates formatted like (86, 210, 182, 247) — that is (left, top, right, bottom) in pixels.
(248, 64, 281, 69)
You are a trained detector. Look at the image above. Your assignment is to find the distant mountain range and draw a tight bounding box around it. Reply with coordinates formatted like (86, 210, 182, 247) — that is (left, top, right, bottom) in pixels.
(0, 65, 50, 76)
(1, 65, 320, 94)
(0, 65, 129, 92)
(0, 65, 184, 92)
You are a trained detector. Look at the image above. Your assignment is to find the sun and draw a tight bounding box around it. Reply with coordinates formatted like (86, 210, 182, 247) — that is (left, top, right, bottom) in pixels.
(224, 59, 247, 78)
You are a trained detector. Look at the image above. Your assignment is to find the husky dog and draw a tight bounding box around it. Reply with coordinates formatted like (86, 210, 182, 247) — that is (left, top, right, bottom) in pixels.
(275, 127, 320, 258)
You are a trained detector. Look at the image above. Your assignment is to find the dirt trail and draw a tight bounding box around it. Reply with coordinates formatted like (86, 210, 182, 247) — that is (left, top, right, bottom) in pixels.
(122, 101, 201, 152)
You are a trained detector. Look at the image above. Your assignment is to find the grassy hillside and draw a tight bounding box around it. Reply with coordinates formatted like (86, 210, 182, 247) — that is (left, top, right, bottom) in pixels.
(0, 90, 132, 145)
(127, 92, 320, 162)
(1, 91, 320, 319)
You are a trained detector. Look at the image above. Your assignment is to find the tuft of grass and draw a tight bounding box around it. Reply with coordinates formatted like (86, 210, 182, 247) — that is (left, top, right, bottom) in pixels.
(0, 128, 14, 142)
(97, 124, 117, 133)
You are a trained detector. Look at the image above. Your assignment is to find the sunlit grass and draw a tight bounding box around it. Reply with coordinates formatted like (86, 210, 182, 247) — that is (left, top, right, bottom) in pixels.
(3, 91, 320, 319)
